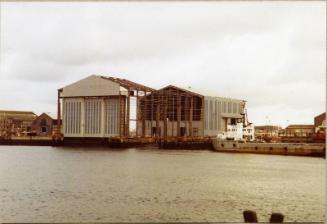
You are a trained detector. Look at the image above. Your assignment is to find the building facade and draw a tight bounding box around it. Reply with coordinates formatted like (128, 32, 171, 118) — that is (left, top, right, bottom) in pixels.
(31, 113, 54, 136)
(137, 85, 245, 137)
(58, 75, 154, 138)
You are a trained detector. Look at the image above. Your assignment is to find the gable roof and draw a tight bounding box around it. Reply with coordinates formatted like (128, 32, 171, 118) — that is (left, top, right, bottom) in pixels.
(36, 113, 53, 120)
(100, 76, 155, 92)
(158, 85, 244, 102)
(314, 112, 326, 119)
(158, 85, 204, 97)
(59, 75, 156, 97)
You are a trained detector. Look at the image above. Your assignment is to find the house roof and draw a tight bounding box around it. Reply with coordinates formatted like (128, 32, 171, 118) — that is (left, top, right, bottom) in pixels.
(36, 113, 54, 120)
(314, 112, 326, 119)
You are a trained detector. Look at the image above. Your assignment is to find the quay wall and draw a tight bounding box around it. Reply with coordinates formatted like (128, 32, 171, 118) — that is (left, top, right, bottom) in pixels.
(0, 136, 325, 157)
(0, 136, 53, 146)
(212, 138, 325, 157)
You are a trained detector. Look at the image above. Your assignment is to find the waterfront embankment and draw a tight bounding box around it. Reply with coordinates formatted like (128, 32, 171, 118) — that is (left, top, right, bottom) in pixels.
(0, 136, 53, 146)
(0, 136, 325, 157)
(212, 139, 325, 157)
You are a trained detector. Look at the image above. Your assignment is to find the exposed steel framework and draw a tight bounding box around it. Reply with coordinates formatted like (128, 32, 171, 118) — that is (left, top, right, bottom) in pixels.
(138, 85, 204, 138)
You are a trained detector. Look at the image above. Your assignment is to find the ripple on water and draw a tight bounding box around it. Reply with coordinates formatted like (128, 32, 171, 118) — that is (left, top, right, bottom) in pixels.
(0, 146, 324, 223)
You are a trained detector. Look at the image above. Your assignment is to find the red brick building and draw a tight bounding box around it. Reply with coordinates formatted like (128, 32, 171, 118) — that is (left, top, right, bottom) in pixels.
(314, 112, 325, 133)
(31, 113, 55, 136)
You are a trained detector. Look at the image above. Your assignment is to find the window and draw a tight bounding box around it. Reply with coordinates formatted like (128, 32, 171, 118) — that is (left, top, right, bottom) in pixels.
(41, 127, 47, 133)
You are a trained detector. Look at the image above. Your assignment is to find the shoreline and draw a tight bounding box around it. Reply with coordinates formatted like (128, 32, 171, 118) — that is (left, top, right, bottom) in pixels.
(0, 137, 325, 158)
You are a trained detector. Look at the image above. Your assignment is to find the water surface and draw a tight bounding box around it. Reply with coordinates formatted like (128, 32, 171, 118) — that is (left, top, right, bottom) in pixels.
(0, 146, 325, 222)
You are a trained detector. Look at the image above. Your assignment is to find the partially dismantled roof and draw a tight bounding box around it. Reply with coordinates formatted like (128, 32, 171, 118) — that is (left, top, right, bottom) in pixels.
(100, 76, 156, 92)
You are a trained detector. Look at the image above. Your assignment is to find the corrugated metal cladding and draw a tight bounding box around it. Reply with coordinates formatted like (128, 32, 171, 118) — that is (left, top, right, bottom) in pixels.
(63, 101, 81, 134)
(104, 99, 119, 135)
(63, 98, 120, 137)
(85, 99, 102, 134)
(204, 98, 243, 132)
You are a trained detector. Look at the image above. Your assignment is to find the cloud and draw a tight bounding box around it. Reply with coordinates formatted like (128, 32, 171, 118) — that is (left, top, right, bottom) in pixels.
(0, 1, 325, 126)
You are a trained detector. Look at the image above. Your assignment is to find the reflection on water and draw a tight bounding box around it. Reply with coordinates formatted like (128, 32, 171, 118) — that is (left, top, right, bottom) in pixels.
(0, 146, 325, 222)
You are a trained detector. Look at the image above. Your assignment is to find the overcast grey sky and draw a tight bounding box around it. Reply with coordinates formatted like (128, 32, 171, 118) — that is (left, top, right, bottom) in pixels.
(0, 1, 325, 127)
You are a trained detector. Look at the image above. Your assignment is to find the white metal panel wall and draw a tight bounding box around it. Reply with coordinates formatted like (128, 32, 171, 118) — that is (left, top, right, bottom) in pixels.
(204, 96, 244, 136)
(104, 99, 119, 136)
(218, 101, 222, 131)
(84, 99, 102, 135)
(205, 99, 208, 130)
(63, 99, 81, 136)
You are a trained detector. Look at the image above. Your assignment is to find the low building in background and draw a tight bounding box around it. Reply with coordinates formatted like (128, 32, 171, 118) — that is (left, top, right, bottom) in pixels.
(0, 110, 37, 138)
(254, 125, 281, 142)
(31, 113, 55, 136)
(255, 125, 281, 137)
(279, 124, 315, 143)
(284, 124, 314, 137)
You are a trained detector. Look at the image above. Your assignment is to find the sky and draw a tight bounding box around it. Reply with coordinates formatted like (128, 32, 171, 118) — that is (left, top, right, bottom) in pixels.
(0, 1, 325, 128)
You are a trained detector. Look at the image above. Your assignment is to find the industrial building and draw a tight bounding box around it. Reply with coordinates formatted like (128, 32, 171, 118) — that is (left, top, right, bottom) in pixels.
(58, 75, 246, 139)
(0, 110, 37, 137)
(57, 75, 154, 138)
(137, 85, 246, 138)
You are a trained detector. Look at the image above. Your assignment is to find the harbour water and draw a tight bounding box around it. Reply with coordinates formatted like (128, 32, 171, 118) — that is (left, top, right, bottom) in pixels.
(0, 146, 325, 223)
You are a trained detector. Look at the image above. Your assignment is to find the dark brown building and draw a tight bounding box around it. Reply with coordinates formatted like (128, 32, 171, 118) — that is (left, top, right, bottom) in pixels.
(31, 113, 54, 136)
(314, 112, 325, 133)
